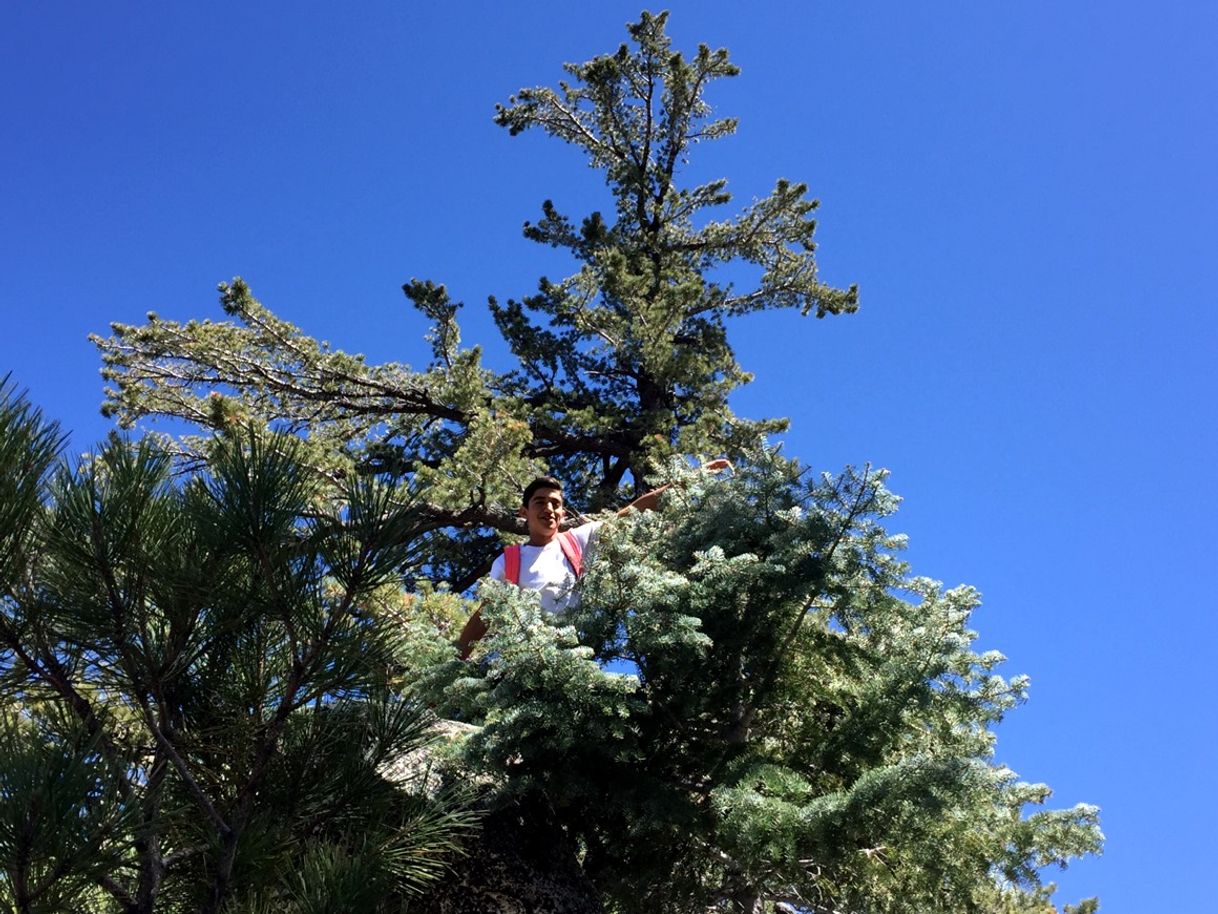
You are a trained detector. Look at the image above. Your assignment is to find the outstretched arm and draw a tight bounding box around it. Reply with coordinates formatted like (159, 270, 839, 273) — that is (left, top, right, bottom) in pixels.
(616, 458, 731, 516)
(457, 459, 731, 659)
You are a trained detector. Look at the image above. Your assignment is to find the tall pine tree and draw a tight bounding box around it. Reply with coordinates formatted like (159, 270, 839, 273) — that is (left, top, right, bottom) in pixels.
(94, 11, 854, 589)
(0, 377, 476, 914)
(74, 11, 1101, 913)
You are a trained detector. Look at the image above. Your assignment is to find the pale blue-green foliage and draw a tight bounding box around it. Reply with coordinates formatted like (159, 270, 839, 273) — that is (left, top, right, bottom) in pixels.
(453, 580, 645, 800)
(438, 449, 1101, 913)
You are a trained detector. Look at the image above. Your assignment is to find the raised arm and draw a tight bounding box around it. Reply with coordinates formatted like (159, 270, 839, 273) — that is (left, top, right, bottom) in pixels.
(458, 460, 730, 659)
(616, 459, 731, 516)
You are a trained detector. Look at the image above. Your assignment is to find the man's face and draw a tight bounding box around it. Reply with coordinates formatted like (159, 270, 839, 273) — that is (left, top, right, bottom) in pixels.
(522, 487, 565, 544)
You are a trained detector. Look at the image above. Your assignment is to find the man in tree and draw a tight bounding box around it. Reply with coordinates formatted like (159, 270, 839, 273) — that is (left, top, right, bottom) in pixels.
(457, 461, 729, 658)
(83, 12, 1102, 910)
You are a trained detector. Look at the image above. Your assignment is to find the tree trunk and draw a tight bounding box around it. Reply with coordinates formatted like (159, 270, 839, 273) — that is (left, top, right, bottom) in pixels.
(419, 799, 603, 914)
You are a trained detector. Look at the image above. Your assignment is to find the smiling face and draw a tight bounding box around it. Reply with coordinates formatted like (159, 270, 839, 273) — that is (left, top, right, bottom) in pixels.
(521, 486, 565, 545)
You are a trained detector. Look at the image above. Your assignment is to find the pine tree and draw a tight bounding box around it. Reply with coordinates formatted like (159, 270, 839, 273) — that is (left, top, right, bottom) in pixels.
(0, 378, 476, 914)
(484, 10, 856, 506)
(427, 453, 1101, 912)
(92, 11, 855, 588)
(76, 11, 1102, 912)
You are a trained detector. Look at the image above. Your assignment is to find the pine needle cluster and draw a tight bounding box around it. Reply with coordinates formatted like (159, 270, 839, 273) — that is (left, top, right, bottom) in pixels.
(0, 378, 476, 914)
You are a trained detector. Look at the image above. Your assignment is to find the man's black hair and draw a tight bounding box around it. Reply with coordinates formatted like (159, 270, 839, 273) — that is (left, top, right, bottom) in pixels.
(522, 476, 564, 508)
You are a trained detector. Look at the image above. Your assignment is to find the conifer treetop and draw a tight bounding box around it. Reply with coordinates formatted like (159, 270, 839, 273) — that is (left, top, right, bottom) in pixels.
(93, 12, 858, 591)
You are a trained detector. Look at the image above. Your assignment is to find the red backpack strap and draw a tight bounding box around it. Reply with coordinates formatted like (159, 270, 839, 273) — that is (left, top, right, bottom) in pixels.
(557, 530, 584, 578)
(503, 544, 522, 585)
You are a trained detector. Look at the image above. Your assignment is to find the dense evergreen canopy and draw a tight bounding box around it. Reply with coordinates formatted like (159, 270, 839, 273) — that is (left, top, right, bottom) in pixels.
(94, 11, 855, 590)
(0, 378, 476, 913)
(0, 12, 1101, 913)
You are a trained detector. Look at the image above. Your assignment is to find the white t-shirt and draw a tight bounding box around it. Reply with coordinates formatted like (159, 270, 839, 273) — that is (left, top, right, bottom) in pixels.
(487, 521, 601, 614)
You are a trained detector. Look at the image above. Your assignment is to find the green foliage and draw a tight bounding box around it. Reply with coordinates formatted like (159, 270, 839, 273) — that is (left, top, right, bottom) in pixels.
(91, 11, 856, 586)
(96, 280, 532, 589)
(441, 454, 1102, 913)
(0, 713, 131, 914)
(0, 383, 476, 914)
(491, 11, 856, 505)
(66, 10, 1099, 912)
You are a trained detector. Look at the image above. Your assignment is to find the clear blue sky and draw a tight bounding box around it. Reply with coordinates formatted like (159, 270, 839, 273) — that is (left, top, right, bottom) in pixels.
(2, 3, 1214, 910)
